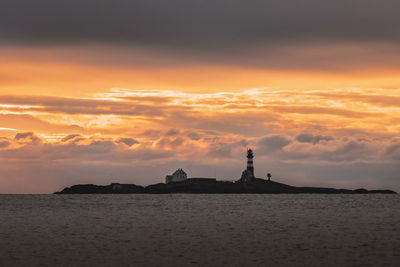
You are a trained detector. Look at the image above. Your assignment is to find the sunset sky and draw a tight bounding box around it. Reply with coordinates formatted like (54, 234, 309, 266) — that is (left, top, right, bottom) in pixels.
(1, 0, 400, 193)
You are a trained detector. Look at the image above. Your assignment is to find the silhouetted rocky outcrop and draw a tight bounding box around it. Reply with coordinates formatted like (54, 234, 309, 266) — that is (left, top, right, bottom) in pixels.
(54, 178, 397, 194)
(56, 183, 145, 194)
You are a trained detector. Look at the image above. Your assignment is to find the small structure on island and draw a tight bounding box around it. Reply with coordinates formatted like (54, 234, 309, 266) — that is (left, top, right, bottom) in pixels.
(165, 168, 187, 184)
(238, 148, 256, 183)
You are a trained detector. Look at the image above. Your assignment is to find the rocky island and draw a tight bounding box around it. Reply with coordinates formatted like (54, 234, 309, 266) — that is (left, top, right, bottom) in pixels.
(54, 178, 396, 194)
(55, 149, 397, 194)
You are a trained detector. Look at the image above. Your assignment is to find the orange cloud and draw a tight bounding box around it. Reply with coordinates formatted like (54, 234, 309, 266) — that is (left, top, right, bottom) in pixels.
(0, 88, 399, 139)
(1, 44, 400, 193)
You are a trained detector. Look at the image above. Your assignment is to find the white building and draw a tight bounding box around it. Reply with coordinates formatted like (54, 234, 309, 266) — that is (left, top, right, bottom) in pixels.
(165, 168, 187, 184)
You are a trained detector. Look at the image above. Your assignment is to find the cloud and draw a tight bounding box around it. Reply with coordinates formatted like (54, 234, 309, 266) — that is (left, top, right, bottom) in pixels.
(187, 132, 201, 141)
(207, 139, 248, 158)
(258, 135, 291, 153)
(61, 134, 82, 142)
(0, 87, 399, 193)
(0, 130, 399, 193)
(0, 95, 182, 116)
(164, 128, 180, 136)
(1, 88, 398, 142)
(319, 141, 373, 162)
(271, 105, 383, 118)
(155, 137, 185, 149)
(384, 142, 400, 160)
(140, 129, 162, 139)
(116, 137, 139, 147)
(0, 134, 173, 162)
(0, 140, 10, 148)
(2, 2, 400, 72)
(1, 0, 400, 195)
(254, 135, 394, 164)
(14, 132, 41, 144)
(1, 1, 400, 47)
(0, 114, 83, 134)
(314, 93, 400, 108)
(296, 133, 333, 144)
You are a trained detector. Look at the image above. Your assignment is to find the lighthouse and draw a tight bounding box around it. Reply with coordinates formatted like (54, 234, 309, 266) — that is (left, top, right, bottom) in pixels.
(246, 148, 254, 177)
(238, 148, 255, 183)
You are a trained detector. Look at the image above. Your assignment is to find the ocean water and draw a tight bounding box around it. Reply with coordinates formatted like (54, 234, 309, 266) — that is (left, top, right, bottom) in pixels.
(0, 194, 399, 267)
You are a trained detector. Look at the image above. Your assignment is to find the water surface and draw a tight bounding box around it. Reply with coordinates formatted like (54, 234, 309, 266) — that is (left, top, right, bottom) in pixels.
(1, 194, 399, 266)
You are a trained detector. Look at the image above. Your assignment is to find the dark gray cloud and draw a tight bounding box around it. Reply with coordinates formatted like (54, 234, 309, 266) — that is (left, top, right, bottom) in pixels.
(0, 140, 10, 148)
(140, 129, 162, 139)
(14, 132, 41, 144)
(116, 138, 139, 147)
(14, 132, 32, 140)
(187, 132, 201, 141)
(61, 134, 81, 142)
(2, 1, 400, 71)
(296, 133, 333, 144)
(154, 136, 186, 149)
(258, 135, 291, 153)
(164, 128, 180, 136)
(1, 0, 400, 48)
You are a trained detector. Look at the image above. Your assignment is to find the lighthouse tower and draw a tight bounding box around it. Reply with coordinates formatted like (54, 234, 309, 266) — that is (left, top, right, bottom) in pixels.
(238, 148, 255, 183)
(246, 148, 254, 177)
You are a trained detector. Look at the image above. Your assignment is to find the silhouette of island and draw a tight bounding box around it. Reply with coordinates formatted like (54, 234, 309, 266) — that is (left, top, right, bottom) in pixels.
(55, 149, 397, 194)
(54, 179, 396, 194)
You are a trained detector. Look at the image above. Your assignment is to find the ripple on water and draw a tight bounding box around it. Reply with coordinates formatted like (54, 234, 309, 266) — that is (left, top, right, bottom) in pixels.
(0, 194, 399, 266)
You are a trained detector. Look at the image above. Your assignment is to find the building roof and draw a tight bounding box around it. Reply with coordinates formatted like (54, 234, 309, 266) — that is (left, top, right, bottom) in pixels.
(173, 168, 186, 175)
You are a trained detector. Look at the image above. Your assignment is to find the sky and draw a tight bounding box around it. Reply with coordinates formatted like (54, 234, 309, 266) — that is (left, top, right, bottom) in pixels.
(0, 0, 399, 193)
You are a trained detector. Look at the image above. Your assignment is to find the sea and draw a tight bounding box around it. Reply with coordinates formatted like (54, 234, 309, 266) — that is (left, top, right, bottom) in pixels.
(1, 194, 399, 267)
